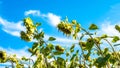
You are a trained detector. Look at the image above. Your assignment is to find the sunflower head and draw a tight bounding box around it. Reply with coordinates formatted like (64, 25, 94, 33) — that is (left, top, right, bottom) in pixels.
(0, 51, 7, 63)
(57, 21, 73, 35)
(24, 17, 33, 26)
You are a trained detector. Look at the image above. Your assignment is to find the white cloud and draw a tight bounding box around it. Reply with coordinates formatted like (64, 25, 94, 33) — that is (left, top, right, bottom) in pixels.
(24, 10, 40, 16)
(98, 20, 119, 36)
(0, 17, 25, 37)
(46, 13, 61, 27)
(3, 29, 20, 37)
(97, 20, 120, 50)
(24, 10, 61, 27)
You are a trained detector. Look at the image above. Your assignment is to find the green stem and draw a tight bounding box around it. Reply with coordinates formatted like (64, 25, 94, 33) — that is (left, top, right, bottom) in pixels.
(28, 59, 31, 68)
(104, 39, 120, 61)
(81, 27, 110, 68)
(104, 39, 116, 52)
(37, 39, 49, 68)
(81, 27, 103, 56)
(78, 40, 87, 67)
(44, 41, 59, 68)
(11, 61, 14, 68)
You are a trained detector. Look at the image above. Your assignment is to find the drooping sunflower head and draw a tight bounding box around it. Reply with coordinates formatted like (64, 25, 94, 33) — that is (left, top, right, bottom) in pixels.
(0, 51, 7, 63)
(57, 21, 73, 35)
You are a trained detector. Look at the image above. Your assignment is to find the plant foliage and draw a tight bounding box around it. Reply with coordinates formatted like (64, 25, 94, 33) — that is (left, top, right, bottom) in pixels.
(0, 17, 120, 68)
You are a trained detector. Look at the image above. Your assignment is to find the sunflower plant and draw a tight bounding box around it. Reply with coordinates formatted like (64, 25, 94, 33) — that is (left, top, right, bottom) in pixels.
(0, 17, 120, 68)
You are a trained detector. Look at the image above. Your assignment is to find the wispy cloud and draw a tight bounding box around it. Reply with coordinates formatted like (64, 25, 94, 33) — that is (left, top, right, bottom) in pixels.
(24, 10, 40, 16)
(24, 10, 61, 27)
(46, 13, 61, 27)
(97, 20, 120, 50)
(0, 17, 25, 37)
(98, 20, 119, 36)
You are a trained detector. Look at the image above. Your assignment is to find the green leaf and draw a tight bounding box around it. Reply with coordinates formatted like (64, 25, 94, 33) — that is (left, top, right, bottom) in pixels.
(31, 48, 39, 56)
(89, 24, 98, 30)
(115, 25, 120, 32)
(94, 37, 101, 44)
(41, 46, 51, 56)
(47, 55, 53, 59)
(57, 57, 65, 63)
(34, 31, 44, 40)
(40, 31, 44, 38)
(28, 48, 33, 53)
(66, 52, 70, 56)
(21, 56, 28, 61)
(79, 33, 84, 40)
(70, 44, 75, 50)
(72, 20, 77, 24)
(103, 48, 109, 55)
(57, 57, 65, 68)
(112, 36, 119, 43)
(53, 51, 64, 55)
(109, 56, 116, 64)
(73, 33, 77, 39)
(104, 53, 111, 60)
(48, 37, 56, 41)
(95, 57, 105, 67)
(94, 53, 111, 67)
(20, 31, 32, 42)
(101, 34, 108, 38)
(35, 22, 41, 27)
(75, 25, 80, 33)
(84, 51, 91, 61)
(76, 50, 79, 55)
(55, 45, 64, 52)
(79, 41, 87, 50)
(70, 54, 76, 61)
(32, 42, 39, 50)
(86, 38, 94, 50)
(70, 49, 74, 53)
(47, 43, 54, 50)
(114, 43, 120, 46)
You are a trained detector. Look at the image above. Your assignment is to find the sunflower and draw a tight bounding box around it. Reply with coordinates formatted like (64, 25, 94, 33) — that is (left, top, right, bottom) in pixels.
(0, 51, 7, 63)
(24, 17, 33, 26)
(57, 22, 73, 35)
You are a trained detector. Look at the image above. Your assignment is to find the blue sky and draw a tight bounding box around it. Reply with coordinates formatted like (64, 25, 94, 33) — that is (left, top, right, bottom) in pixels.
(0, 0, 120, 66)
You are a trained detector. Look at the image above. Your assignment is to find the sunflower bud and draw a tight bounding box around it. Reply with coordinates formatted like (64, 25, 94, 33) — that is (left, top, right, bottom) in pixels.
(55, 45, 64, 52)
